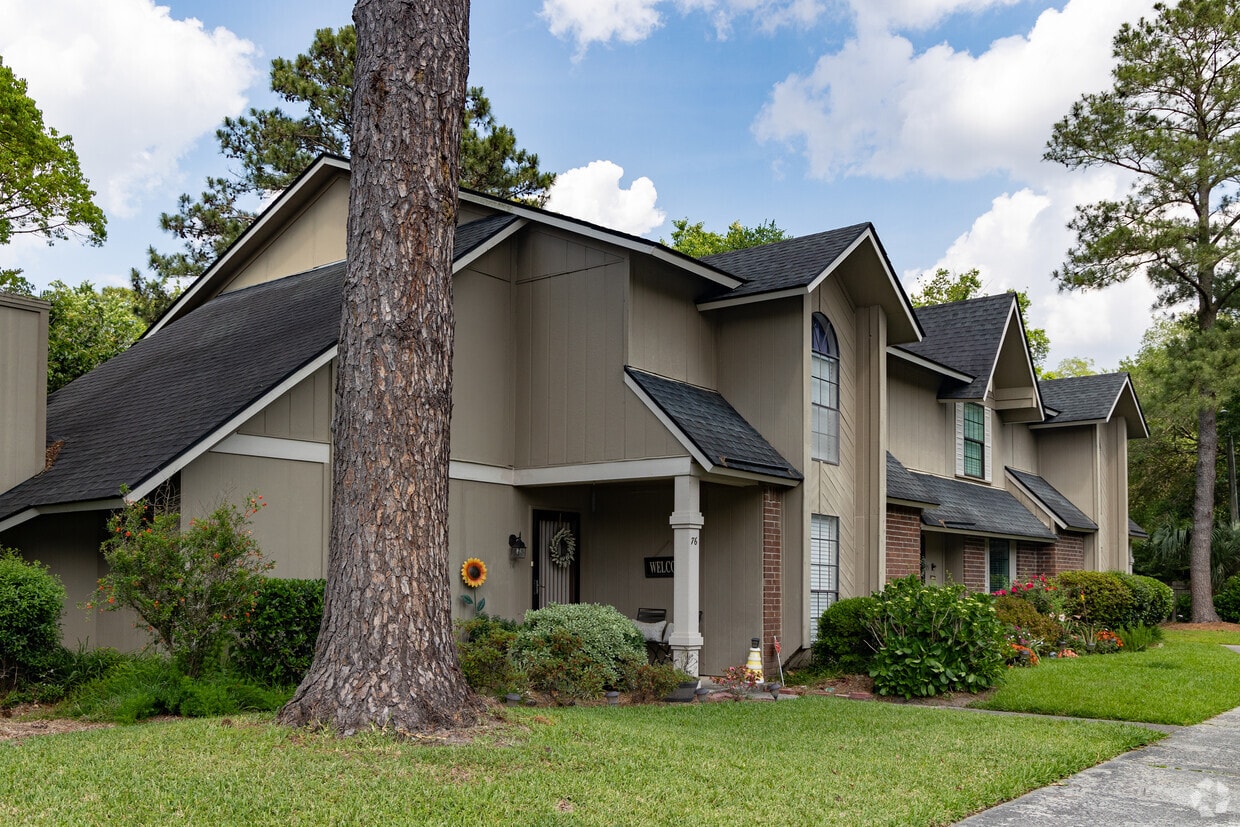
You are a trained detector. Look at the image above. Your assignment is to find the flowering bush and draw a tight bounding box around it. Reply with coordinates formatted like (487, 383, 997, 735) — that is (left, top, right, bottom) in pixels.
(992, 574, 1059, 615)
(1007, 643, 1040, 667)
(88, 494, 272, 678)
(717, 664, 762, 699)
(992, 595, 1064, 653)
(1092, 629, 1124, 654)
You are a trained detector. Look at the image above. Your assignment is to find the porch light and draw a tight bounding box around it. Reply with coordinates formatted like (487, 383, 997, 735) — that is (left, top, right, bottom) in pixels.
(508, 533, 527, 560)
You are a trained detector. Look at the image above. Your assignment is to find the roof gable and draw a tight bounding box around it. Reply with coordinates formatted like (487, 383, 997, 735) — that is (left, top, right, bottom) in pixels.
(1035, 373, 1148, 438)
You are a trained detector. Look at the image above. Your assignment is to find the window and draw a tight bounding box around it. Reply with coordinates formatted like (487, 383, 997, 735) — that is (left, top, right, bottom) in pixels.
(812, 313, 840, 464)
(810, 513, 839, 639)
(987, 539, 1014, 593)
(957, 402, 990, 480)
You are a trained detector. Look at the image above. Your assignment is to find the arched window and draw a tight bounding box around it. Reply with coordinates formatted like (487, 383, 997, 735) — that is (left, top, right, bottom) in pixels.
(812, 313, 839, 464)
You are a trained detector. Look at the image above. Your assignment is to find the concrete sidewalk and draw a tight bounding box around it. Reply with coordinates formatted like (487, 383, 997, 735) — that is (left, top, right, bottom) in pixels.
(958, 704, 1240, 825)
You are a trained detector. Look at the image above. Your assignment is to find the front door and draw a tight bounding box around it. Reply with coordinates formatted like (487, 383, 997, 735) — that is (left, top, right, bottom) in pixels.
(532, 510, 580, 608)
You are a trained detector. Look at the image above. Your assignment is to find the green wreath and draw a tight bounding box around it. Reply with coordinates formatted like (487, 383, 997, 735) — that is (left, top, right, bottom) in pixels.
(549, 526, 576, 568)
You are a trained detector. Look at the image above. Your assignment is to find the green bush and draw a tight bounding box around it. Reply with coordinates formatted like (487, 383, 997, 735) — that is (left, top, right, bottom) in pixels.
(1115, 624, 1162, 652)
(90, 494, 273, 678)
(867, 576, 1008, 699)
(812, 596, 878, 673)
(1214, 575, 1240, 623)
(1175, 593, 1192, 622)
(0, 549, 66, 689)
(992, 595, 1064, 650)
(1054, 571, 1134, 631)
(232, 578, 325, 686)
(5, 644, 126, 706)
(455, 614, 524, 697)
(510, 603, 644, 699)
(1113, 572, 1174, 627)
(623, 662, 685, 703)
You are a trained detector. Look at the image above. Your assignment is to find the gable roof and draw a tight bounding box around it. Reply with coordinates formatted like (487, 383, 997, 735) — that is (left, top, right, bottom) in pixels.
(1006, 467, 1098, 532)
(896, 293, 1018, 399)
(624, 367, 801, 485)
(0, 214, 521, 531)
(700, 224, 870, 297)
(1035, 373, 1148, 438)
(911, 471, 1056, 542)
(886, 452, 938, 507)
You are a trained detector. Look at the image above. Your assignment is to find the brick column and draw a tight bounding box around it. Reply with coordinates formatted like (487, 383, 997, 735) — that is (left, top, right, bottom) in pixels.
(762, 487, 782, 678)
(962, 537, 987, 592)
(885, 505, 922, 581)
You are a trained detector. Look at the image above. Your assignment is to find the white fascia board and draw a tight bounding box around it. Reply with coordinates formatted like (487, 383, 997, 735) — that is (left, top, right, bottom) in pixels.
(513, 457, 694, 486)
(887, 347, 973, 383)
(127, 346, 339, 501)
(449, 461, 516, 486)
(0, 498, 126, 533)
(453, 218, 527, 272)
(808, 228, 922, 342)
(146, 157, 350, 338)
(1028, 417, 1106, 430)
(696, 287, 803, 312)
(1004, 471, 1067, 530)
(209, 434, 331, 464)
(1111, 376, 1151, 439)
(459, 191, 741, 290)
(623, 372, 717, 473)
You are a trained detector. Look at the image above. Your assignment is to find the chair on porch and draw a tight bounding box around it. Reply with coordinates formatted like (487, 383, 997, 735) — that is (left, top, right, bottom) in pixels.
(634, 608, 672, 665)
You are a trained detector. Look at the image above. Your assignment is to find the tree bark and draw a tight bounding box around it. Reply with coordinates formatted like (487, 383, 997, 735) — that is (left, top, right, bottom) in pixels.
(1191, 402, 1222, 622)
(279, 0, 481, 734)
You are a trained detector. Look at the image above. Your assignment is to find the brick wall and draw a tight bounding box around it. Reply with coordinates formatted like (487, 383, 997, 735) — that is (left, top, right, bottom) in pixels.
(762, 487, 782, 677)
(1015, 541, 1045, 581)
(962, 536, 987, 591)
(885, 505, 922, 581)
(1045, 532, 1085, 575)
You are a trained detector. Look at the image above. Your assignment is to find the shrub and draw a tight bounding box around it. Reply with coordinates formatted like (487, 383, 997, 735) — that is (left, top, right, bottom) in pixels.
(1113, 572, 1174, 627)
(0, 549, 66, 689)
(89, 494, 273, 678)
(1215, 575, 1240, 623)
(993, 595, 1064, 651)
(867, 576, 1008, 699)
(623, 663, 685, 703)
(4, 644, 126, 706)
(232, 578, 325, 686)
(1115, 624, 1161, 652)
(510, 603, 644, 699)
(1175, 593, 1192, 622)
(812, 596, 879, 673)
(455, 614, 524, 697)
(1054, 570, 1134, 631)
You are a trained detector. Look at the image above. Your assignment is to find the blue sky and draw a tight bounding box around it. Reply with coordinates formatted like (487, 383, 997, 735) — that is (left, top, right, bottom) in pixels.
(2, 0, 1164, 369)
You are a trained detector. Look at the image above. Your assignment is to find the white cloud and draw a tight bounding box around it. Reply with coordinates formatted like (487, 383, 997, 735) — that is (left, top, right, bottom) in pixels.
(847, 0, 1022, 32)
(754, 0, 1156, 181)
(545, 160, 666, 235)
(540, 0, 825, 55)
(0, 0, 258, 219)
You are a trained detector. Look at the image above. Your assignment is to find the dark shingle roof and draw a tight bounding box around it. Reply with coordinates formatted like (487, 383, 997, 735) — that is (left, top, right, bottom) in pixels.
(1006, 468, 1098, 532)
(1038, 373, 1131, 424)
(0, 215, 519, 522)
(625, 367, 801, 481)
(700, 224, 871, 299)
(911, 471, 1056, 541)
(886, 453, 938, 505)
(1129, 517, 1148, 539)
(897, 293, 1016, 398)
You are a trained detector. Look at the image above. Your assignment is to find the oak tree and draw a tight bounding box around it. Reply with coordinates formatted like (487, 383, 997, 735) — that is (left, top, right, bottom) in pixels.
(1046, 0, 1240, 620)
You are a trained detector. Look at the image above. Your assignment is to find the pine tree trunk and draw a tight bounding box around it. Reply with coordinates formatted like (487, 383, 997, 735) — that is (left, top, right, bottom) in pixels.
(279, 0, 481, 735)
(1191, 402, 1222, 622)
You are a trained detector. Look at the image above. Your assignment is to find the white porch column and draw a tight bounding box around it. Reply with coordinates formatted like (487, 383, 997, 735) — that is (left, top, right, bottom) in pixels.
(668, 474, 704, 675)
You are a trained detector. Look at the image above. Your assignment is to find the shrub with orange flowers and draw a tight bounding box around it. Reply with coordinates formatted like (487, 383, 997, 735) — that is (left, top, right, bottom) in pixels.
(86, 491, 272, 677)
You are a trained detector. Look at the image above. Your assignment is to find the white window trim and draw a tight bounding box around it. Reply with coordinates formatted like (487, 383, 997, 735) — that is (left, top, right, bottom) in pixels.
(811, 314, 840, 465)
(955, 402, 992, 482)
(809, 513, 840, 640)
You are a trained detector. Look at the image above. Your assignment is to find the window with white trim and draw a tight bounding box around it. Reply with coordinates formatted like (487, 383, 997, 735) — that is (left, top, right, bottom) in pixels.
(956, 402, 991, 480)
(812, 313, 840, 464)
(987, 539, 1015, 593)
(810, 513, 839, 639)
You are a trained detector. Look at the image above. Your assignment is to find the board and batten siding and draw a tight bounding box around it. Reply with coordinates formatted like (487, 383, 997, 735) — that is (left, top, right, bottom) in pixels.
(452, 246, 516, 467)
(0, 293, 47, 494)
(513, 228, 684, 468)
(237, 363, 334, 443)
(628, 258, 717, 386)
(887, 361, 952, 477)
(995, 418, 1038, 479)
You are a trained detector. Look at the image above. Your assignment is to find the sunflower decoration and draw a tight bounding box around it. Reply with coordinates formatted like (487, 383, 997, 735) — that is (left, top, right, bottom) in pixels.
(461, 557, 487, 588)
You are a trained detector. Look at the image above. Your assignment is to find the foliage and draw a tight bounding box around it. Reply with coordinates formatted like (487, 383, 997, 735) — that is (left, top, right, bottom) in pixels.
(454, 614, 524, 697)
(993, 595, 1064, 651)
(665, 217, 790, 258)
(231, 578, 324, 686)
(1046, 0, 1240, 621)
(1138, 515, 1240, 590)
(1112, 572, 1175, 627)
(1214, 574, 1240, 622)
(89, 495, 272, 678)
(1041, 356, 1097, 380)
(1175, 592, 1193, 622)
(866, 576, 1009, 699)
(1115, 624, 1161, 652)
(716, 664, 762, 698)
(996, 573, 1062, 616)
(907, 268, 1051, 370)
(622, 662, 685, 703)
(1054, 571, 1134, 632)
(510, 603, 645, 698)
(0, 549, 65, 689)
(141, 25, 552, 287)
(64, 655, 289, 724)
(0, 57, 106, 247)
(812, 596, 879, 673)
(5, 644, 124, 706)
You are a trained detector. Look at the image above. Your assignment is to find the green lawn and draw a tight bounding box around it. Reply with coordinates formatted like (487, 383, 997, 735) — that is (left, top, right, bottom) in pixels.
(972, 630, 1240, 725)
(0, 696, 1157, 826)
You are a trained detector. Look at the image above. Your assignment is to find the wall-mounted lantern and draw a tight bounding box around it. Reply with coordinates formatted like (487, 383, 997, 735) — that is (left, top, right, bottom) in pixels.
(509, 533, 527, 560)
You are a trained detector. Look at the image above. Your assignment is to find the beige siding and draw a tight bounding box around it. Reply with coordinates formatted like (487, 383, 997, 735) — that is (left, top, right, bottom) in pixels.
(0, 294, 48, 494)
(995, 420, 1038, 475)
(222, 177, 349, 292)
(181, 452, 331, 579)
(1097, 418, 1130, 572)
(513, 229, 683, 467)
(452, 250, 516, 466)
(699, 484, 762, 676)
(1037, 427, 1099, 531)
(237, 363, 334, 442)
(448, 479, 527, 620)
(628, 258, 716, 386)
(888, 361, 952, 476)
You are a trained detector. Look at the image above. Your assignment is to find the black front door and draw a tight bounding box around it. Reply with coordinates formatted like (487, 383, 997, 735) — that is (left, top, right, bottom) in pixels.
(532, 510, 580, 609)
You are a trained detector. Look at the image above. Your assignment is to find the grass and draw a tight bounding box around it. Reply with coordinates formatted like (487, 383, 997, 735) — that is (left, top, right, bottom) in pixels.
(972, 630, 1240, 725)
(0, 696, 1158, 826)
